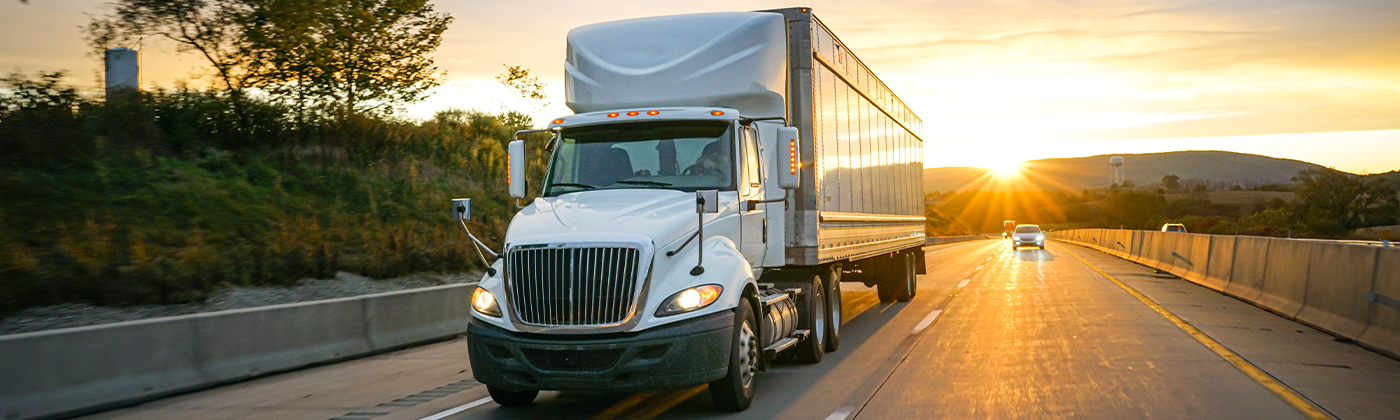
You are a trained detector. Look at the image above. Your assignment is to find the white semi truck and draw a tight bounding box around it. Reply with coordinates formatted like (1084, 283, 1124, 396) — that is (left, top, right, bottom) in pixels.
(455, 7, 926, 410)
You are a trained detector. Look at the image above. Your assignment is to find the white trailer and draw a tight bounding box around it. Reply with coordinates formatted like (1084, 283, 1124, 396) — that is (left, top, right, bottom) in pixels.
(456, 7, 924, 411)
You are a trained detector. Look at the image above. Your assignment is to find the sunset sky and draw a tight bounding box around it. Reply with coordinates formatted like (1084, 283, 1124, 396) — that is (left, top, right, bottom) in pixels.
(3, 0, 1398, 173)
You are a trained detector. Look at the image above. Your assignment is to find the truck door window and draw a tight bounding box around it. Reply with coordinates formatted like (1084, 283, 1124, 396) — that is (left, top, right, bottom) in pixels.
(545, 121, 735, 196)
(742, 127, 761, 197)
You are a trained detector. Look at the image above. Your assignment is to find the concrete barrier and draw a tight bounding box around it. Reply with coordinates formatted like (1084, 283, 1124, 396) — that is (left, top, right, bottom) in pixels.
(1257, 238, 1312, 318)
(363, 285, 472, 351)
(1153, 233, 1181, 272)
(1297, 244, 1380, 339)
(0, 318, 203, 420)
(1132, 231, 1153, 264)
(1225, 236, 1271, 302)
(0, 283, 475, 420)
(191, 297, 372, 382)
(1359, 247, 1400, 358)
(1201, 235, 1235, 292)
(1169, 234, 1209, 283)
(1111, 230, 1131, 259)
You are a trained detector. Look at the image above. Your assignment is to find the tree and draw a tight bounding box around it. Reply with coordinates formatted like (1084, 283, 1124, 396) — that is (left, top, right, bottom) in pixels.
(1161, 174, 1181, 193)
(1292, 169, 1400, 236)
(496, 64, 549, 118)
(244, 0, 451, 117)
(89, 0, 452, 119)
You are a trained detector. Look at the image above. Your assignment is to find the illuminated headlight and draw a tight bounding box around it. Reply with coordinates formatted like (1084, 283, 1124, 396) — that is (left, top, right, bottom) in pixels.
(656, 285, 722, 317)
(472, 287, 502, 317)
(1036, 234, 1045, 240)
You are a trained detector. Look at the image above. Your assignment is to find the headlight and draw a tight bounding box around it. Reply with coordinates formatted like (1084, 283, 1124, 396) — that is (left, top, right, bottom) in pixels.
(656, 285, 722, 317)
(472, 287, 502, 317)
(1036, 234, 1045, 240)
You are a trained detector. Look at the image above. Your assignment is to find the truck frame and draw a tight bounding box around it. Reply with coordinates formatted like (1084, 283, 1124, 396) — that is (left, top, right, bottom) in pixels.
(454, 7, 925, 411)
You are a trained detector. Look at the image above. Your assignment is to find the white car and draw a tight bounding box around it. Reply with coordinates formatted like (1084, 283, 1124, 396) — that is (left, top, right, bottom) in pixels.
(1011, 225, 1045, 250)
(1162, 223, 1187, 233)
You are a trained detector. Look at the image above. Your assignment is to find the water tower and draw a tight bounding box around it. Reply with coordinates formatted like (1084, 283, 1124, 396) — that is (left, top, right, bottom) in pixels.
(104, 47, 140, 101)
(1109, 156, 1124, 186)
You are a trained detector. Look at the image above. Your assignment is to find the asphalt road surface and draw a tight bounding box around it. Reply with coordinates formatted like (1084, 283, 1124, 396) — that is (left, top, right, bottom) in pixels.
(83, 240, 1400, 420)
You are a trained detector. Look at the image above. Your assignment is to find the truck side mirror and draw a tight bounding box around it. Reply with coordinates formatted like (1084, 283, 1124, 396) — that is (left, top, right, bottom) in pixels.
(777, 127, 800, 189)
(508, 140, 526, 199)
(452, 198, 472, 221)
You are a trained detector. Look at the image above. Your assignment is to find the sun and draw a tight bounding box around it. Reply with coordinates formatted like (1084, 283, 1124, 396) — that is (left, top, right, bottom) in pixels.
(989, 160, 1024, 178)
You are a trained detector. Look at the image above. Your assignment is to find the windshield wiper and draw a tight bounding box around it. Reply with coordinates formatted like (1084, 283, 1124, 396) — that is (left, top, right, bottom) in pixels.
(615, 180, 673, 187)
(548, 183, 596, 191)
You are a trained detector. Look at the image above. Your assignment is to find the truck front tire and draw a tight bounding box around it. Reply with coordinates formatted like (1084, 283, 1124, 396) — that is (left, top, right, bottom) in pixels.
(710, 300, 758, 411)
(487, 385, 538, 407)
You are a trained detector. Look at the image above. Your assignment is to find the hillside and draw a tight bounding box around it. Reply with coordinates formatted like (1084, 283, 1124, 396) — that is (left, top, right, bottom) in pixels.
(924, 151, 1328, 193)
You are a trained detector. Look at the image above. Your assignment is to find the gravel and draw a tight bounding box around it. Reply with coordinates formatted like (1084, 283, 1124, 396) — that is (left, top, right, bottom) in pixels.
(0, 271, 481, 336)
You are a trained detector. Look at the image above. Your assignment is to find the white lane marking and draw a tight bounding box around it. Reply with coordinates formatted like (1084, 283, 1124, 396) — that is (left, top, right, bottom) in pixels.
(958, 279, 971, 288)
(825, 406, 855, 420)
(912, 309, 944, 334)
(418, 396, 493, 420)
(975, 265, 984, 270)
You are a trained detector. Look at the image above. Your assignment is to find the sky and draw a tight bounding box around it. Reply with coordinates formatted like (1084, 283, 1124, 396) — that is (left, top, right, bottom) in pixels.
(3, 0, 1398, 173)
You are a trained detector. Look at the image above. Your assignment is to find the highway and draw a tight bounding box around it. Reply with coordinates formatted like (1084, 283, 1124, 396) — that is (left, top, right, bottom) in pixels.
(80, 240, 1400, 420)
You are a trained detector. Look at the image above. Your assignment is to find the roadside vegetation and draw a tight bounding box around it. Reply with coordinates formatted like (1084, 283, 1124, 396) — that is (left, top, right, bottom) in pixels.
(0, 0, 550, 315)
(926, 171, 1400, 239)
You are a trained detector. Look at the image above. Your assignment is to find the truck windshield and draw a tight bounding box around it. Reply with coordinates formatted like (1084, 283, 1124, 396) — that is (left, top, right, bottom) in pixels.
(544, 121, 735, 196)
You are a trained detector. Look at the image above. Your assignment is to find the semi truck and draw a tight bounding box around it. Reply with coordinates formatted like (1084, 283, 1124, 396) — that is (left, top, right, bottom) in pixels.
(454, 7, 926, 411)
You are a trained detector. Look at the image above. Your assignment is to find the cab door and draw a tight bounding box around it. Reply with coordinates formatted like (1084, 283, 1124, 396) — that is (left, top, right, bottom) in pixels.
(738, 125, 767, 270)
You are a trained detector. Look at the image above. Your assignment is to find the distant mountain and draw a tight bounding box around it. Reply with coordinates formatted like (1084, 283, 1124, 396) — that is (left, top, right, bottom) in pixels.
(924, 151, 1328, 193)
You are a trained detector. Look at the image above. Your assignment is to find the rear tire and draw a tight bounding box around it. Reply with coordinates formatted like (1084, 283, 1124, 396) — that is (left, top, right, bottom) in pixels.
(487, 385, 538, 407)
(824, 265, 842, 352)
(896, 252, 917, 302)
(710, 300, 759, 411)
(793, 275, 826, 363)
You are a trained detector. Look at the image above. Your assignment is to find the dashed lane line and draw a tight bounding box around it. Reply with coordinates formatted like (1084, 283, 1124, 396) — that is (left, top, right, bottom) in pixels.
(912, 309, 943, 334)
(957, 279, 971, 288)
(825, 406, 855, 420)
(415, 397, 493, 420)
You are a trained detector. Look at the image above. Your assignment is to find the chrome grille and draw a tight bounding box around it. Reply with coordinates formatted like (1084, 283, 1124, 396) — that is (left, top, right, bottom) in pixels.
(506, 246, 641, 326)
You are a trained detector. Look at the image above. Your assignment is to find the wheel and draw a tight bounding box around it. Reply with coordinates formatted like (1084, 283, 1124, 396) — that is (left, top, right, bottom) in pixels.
(793, 275, 826, 363)
(876, 255, 903, 303)
(710, 300, 759, 411)
(487, 385, 538, 407)
(895, 252, 917, 302)
(824, 265, 842, 352)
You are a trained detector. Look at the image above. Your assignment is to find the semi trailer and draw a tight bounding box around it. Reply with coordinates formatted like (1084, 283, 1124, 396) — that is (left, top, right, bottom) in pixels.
(454, 7, 926, 410)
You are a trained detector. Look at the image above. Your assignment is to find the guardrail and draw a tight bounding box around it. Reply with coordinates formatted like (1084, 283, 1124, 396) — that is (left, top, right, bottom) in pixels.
(1049, 229, 1400, 360)
(926, 235, 989, 246)
(0, 283, 475, 420)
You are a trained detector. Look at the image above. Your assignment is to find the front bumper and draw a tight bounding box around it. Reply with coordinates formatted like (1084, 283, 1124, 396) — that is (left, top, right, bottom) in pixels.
(468, 310, 734, 392)
(1013, 239, 1044, 247)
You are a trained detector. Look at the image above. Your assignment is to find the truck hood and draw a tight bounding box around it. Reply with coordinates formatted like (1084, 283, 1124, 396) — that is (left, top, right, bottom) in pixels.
(506, 189, 703, 247)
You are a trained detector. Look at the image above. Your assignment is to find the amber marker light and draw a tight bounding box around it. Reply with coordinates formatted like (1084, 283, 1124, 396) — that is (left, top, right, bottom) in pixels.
(607, 112, 620, 118)
(646, 110, 660, 116)
(551, 118, 564, 125)
(626, 111, 640, 116)
(789, 138, 798, 175)
(711, 110, 725, 116)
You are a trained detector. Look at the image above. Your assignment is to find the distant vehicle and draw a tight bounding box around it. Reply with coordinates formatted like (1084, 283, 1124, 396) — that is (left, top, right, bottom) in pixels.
(1162, 223, 1187, 233)
(1011, 225, 1045, 250)
(1003, 220, 1017, 238)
